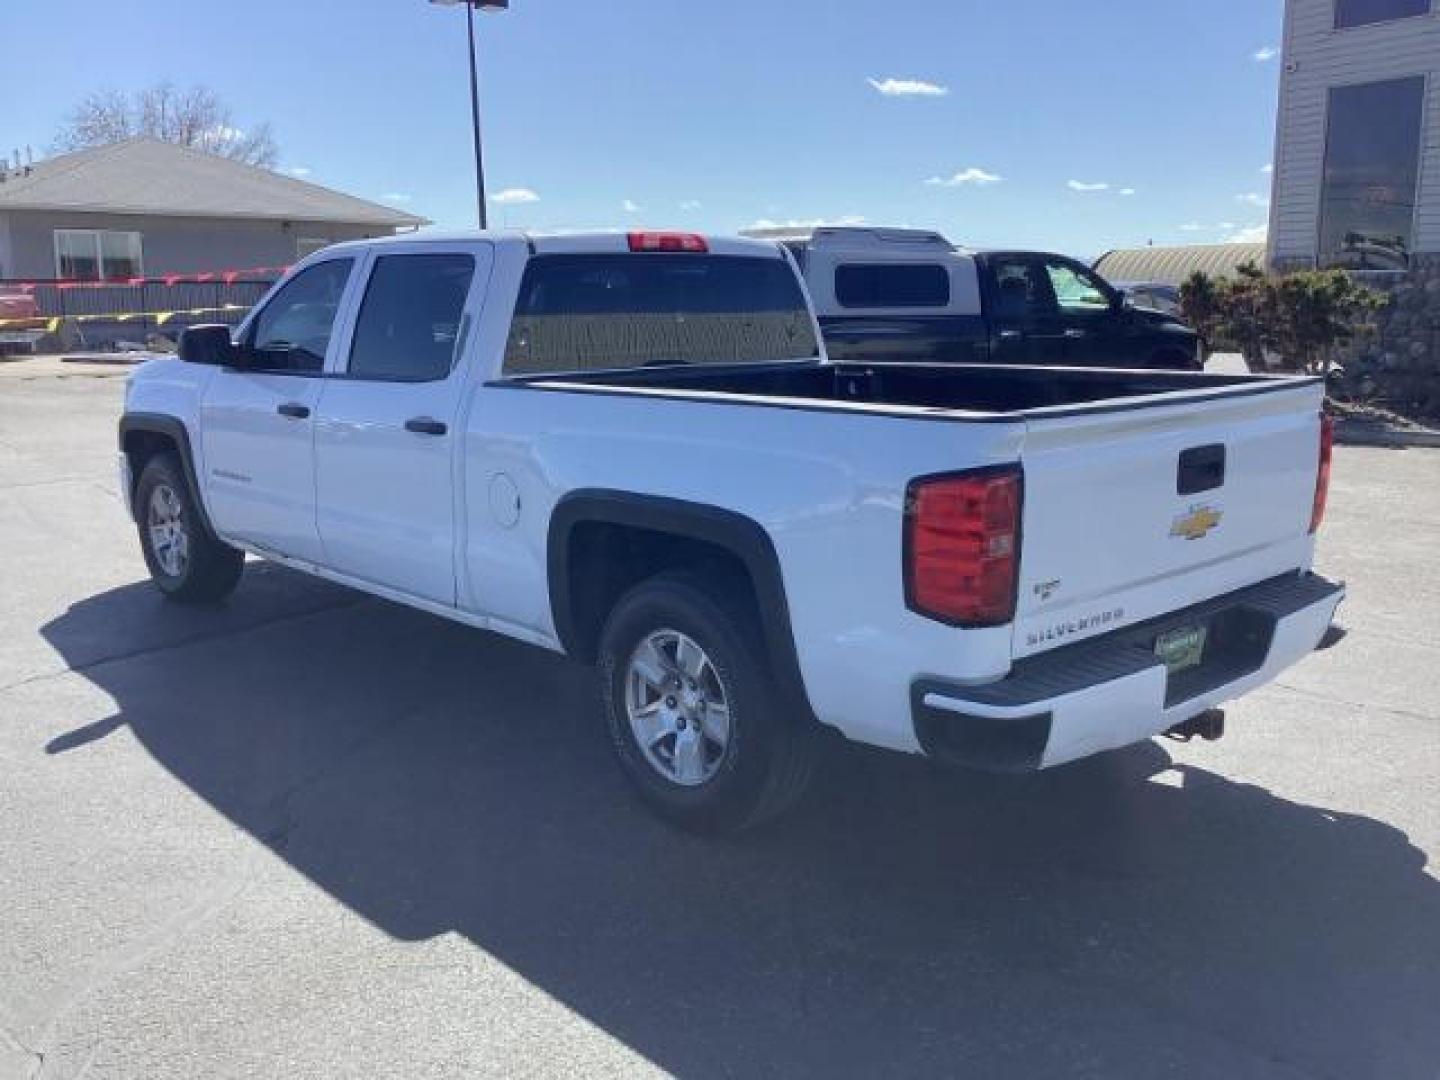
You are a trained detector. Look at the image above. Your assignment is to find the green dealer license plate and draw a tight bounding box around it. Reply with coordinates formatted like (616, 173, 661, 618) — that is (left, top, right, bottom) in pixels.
(1155, 624, 1208, 675)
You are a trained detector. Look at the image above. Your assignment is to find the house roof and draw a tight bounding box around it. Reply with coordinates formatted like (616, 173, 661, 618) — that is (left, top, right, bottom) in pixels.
(0, 138, 427, 228)
(1092, 243, 1267, 286)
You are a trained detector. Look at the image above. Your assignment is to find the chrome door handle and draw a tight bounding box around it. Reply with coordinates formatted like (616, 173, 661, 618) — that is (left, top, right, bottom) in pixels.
(404, 417, 448, 436)
(997, 329, 1023, 341)
(277, 402, 310, 419)
(1063, 328, 1088, 339)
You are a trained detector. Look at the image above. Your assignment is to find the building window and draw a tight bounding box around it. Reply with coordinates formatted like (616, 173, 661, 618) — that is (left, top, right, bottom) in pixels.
(1335, 0, 1431, 29)
(1318, 76, 1425, 270)
(54, 230, 144, 280)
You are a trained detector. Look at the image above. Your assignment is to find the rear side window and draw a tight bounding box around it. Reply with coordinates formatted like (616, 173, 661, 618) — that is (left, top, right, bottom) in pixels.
(348, 254, 475, 381)
(504, 254, 818, 375)
(835, 263, 950, 309)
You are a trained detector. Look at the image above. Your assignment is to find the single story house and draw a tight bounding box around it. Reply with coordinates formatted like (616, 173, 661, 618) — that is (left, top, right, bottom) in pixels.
(0, 137, 426, 281)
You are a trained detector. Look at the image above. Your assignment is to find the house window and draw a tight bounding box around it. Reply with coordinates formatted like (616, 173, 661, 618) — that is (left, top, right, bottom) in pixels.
(1318, 76, 1425, 270)
(1335, 0, 1431, 28)
(54, 230, 144, 280)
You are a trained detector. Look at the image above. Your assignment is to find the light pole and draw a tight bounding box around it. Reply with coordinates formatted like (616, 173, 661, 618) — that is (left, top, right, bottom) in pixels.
(430, 0, 510, 229)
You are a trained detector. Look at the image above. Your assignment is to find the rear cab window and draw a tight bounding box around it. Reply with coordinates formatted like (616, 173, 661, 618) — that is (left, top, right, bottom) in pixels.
(503, 253, 818, 376)
(834, 263, 950, 309)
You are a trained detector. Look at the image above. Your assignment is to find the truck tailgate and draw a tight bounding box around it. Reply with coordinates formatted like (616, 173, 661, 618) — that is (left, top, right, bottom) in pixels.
(1013, 380, 1325, 659)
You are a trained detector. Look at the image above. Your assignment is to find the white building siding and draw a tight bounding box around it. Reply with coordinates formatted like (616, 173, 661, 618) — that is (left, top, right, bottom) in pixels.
(1270, 0, 1440, 262)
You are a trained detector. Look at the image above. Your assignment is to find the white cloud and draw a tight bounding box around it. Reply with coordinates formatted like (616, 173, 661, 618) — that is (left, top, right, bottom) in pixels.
(1067, 180, 1110, 192)
(1253, 45, 1279, 62)
(747, 215, 867, 230)
(1236, 192, 1270, 207)
(380, 192, 413, 203)
(283, 165, 311, 178)
(1220, 221, 1237, 230)
(1180, 222, 1206, 232)
(1227, 224, 1269, 243)
(867, 77, 948, 97)
(925, 167, 1003, 187)
(1119, 187, 1137, 196)
(1261, 163, 1274, 174)
(679, 200, 702, 211)
(622, 199, 641, 213)
(491, 187, 540, 205)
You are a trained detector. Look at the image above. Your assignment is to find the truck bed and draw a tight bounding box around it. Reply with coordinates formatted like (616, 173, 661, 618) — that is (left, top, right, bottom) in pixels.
(517, 361, 1311, 419)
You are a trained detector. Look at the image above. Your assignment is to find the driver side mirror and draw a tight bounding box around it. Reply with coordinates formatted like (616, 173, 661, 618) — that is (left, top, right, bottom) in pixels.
(178, 324, 238, 366)
(1113, 289, 1135, 312)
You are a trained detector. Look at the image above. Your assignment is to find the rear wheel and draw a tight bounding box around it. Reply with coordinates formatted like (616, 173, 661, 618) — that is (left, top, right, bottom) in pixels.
(135, 454, 244, 603)
(598, 572, 815, 833)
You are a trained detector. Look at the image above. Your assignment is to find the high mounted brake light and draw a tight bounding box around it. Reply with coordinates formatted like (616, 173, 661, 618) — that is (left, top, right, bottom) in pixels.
(1310, 412, 1334, 534)
(627, 231, 708, 253)
(904, 467, 1022, 626)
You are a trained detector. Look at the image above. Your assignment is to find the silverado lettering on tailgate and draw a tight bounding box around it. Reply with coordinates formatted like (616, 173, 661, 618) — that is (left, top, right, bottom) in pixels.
(1026, 607, 1126, 649)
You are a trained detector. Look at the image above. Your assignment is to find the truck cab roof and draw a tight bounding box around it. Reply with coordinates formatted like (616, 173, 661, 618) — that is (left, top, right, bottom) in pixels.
(314, 230, 786, 260)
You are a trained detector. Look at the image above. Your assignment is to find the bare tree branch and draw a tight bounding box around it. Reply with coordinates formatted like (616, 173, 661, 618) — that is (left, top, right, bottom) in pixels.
(54, 90, 134, 150)
(53, 83, 279, 168)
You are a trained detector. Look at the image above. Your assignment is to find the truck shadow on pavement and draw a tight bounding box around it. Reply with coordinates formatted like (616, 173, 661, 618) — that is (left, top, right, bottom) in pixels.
(42, 566, 1440, 1078)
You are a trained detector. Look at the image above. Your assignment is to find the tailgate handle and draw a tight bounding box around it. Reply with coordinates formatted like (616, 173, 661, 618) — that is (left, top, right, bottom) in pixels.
(1178, 444, 1226, 495)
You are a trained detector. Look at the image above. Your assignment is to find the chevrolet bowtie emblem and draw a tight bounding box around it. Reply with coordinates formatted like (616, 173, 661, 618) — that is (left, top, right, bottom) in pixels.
(1170, 505, 1223, 540)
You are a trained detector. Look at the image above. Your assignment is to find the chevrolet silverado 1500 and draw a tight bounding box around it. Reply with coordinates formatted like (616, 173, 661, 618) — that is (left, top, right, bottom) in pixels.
(119, 230, 1343, 831)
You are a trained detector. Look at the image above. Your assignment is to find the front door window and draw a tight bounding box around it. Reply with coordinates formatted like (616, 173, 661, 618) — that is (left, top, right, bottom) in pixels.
(1044, 260, 1113, 316)
(247, 259, 354, 372)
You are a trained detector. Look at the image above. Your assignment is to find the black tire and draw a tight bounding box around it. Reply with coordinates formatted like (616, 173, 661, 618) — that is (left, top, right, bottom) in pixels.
(134, 453, 244, 603)
(598, 571, 815, 833)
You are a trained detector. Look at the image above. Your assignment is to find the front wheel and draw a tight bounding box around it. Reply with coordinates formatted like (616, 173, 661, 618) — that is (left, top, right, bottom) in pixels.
(598, 572, 815, 833)
(135, 454, 244, 603)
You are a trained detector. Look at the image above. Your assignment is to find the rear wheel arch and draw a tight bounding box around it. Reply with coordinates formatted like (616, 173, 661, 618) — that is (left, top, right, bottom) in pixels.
(547, 490, 817, 722)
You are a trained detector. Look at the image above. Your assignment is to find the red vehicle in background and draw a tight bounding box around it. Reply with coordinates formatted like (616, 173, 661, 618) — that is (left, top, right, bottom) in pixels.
(0, 289, 45, 354)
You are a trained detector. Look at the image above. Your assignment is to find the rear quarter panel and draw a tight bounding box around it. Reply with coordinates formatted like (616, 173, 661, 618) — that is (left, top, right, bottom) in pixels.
(461, 385, 1025, 752)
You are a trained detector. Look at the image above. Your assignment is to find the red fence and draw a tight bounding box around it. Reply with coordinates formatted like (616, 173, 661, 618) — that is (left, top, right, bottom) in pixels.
(0, 267, 287, 346)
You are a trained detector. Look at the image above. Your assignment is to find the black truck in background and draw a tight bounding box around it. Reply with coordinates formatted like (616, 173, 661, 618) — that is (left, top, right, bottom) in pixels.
(766, 227, 1203, 370)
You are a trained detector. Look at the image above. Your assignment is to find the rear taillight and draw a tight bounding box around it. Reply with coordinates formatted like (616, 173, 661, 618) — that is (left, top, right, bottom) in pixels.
(1310, 412, 1334, 534)
(627, 231, 708, 253)
(905, 467, 1022, 626)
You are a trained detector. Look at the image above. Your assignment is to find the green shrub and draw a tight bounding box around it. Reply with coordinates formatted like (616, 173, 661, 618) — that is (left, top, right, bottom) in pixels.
(1179, 262, 1387, 376)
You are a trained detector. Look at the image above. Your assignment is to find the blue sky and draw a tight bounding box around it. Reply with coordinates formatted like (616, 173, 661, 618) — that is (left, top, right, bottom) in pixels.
(2, 0, 1283, 256)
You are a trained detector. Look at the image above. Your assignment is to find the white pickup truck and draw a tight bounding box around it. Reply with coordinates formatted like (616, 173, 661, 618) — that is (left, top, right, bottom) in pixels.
(119, 230, 1344, 832)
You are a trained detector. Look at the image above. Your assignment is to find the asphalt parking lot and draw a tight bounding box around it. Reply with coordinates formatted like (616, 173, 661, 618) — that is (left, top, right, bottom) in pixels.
(1, 357, 1438, 1079)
